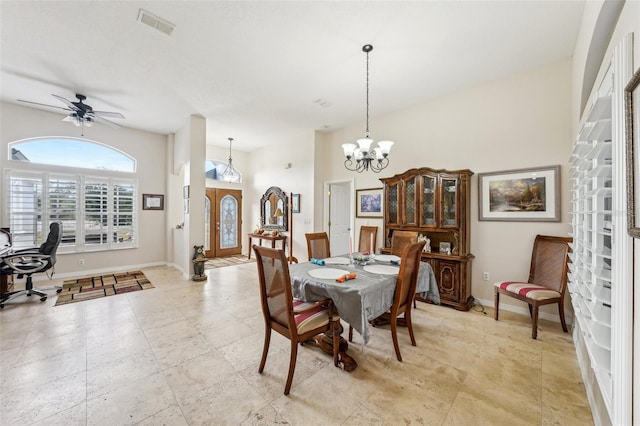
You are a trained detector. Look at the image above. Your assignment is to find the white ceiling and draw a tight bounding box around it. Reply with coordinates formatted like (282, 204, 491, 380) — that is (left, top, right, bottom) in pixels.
(0, 1, 585, 152)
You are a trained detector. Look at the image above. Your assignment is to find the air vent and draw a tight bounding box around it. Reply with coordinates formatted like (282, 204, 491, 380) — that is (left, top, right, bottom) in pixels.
(137, 9, 175, 36)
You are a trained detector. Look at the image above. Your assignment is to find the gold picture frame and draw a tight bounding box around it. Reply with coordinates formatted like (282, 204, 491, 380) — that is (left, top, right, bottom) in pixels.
(625, 67, 640, 237)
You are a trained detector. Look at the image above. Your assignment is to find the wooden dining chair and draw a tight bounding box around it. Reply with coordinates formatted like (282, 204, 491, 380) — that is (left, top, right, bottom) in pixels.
(350, 240, 425, 361)
(358, 226, 378, 253)
(305, 232, 330, 260)
(253, 245, 339, 395)
(390, 230, 418, 256)
(494, 234, 572, 339)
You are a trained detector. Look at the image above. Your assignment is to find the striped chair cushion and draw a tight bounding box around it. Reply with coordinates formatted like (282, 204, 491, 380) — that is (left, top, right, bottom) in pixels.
(495, 281, 561, 301)
(273, 300, 339, 334)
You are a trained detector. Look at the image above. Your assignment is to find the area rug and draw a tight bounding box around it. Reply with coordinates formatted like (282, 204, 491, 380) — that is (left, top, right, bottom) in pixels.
(205, 254, 254, 269)
(55, 270, 154, 306)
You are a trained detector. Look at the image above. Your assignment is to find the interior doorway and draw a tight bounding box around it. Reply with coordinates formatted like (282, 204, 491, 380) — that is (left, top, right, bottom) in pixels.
(326, 180, 354, 256)
(205, 188, 242, 258)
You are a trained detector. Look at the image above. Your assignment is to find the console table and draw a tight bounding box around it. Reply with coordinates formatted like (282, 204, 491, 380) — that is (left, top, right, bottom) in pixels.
(247, 233, 287, 260)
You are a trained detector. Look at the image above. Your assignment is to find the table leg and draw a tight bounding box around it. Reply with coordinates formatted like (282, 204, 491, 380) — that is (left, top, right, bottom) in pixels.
(247, 236, 252, 260)
(312, 322, 358, 371)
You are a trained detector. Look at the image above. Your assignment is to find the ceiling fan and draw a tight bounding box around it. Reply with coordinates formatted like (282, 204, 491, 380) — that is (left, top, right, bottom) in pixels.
(18, 93, 125, 135)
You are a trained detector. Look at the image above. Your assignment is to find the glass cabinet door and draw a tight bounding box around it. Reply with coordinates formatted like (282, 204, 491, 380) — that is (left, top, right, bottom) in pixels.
(421, 175, 436, 226)
(403, 176, 417, 225)
(441, 177, 458, 227)
(387, 182, 400, 225)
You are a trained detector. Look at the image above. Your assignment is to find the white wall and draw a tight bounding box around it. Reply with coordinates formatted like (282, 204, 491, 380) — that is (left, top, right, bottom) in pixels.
(318, 59, 573, 315)
(0, 101, 168, 276)
(247, 131, 315, 261)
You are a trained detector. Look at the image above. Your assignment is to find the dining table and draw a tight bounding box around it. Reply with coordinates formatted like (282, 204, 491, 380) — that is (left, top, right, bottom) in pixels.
(288, 254, 439, 369)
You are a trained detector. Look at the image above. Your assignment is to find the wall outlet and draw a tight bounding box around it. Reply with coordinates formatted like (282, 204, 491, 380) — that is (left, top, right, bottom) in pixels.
(79, 259, 85, 265)
(482, 272, 489, 281)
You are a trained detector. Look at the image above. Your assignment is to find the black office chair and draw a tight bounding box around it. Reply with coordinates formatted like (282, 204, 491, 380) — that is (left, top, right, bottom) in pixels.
(0, 222, 63, 308)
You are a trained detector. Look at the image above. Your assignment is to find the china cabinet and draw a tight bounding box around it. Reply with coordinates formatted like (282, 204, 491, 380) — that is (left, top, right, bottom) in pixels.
(380, 167, 474, 310)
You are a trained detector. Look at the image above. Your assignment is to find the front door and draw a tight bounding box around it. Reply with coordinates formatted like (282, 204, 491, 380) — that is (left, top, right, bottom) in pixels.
(205, 188, 242, 258)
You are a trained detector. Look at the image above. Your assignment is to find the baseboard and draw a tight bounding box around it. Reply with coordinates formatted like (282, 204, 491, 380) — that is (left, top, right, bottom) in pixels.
(29, 261, 168, 282)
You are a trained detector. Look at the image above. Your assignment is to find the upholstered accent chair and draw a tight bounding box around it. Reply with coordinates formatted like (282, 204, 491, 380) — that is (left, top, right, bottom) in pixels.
(253, 245, 339, 395)
(350, 240, 425, 361)
(305, 232, 330, 260)
(0, 222, 63, 308)
(390, 230, 418, 256)
(358, 226, 378, 253)
(494, 234, 572, 339)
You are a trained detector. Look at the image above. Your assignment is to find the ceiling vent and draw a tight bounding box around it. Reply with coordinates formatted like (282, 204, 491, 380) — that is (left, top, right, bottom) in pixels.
(137, 9, 175, 36)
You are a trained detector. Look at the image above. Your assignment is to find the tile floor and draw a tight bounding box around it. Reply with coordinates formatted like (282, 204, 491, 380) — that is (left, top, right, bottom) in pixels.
(0, 264, 593, 425)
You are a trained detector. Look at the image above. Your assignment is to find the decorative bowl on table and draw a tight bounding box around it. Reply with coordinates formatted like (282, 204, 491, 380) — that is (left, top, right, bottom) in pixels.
(352, 252, 375, 266)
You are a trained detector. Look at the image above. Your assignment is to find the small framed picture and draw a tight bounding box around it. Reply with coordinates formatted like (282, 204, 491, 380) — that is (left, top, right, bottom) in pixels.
(356, 188, 383, 218)
(142, 194, 164, 210)
(291, 193, 300, 213)
(439, 242, 451, 254)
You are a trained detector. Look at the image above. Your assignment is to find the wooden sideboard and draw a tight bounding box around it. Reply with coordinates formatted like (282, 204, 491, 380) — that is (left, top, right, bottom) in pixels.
(380, 167, 474, 310)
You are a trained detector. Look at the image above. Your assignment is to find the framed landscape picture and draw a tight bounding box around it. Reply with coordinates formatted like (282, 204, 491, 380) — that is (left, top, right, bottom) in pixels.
(356, 188, 383, 218)
(478, 165, 560, 222)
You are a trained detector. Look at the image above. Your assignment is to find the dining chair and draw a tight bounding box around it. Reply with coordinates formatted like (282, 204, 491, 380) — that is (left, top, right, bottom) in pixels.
(494, 234, 572, 339)
(358, 226, 378, 253)
(350, 240, 425, 361)
(305, 232, 330, 260)
(253, 245, 339, 395)
(390, 230, 418, 256)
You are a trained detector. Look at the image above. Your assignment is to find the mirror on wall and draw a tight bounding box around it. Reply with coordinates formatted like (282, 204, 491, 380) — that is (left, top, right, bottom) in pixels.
(260, 186, 288, 231)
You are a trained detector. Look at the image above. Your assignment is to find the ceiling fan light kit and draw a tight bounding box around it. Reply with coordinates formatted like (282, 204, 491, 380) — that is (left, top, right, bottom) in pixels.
(342, 44, 394, 173)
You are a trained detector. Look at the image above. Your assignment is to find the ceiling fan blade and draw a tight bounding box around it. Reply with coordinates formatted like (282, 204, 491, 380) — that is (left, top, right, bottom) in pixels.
(91, 114, 122, 129)
(17, 99, 70, 111)
(93, 110, 125, 119)
(51, 94, 79, 110)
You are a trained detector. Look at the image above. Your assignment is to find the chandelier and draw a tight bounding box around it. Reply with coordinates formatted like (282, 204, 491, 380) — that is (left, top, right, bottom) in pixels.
(342, 44, 393, 173)
(221, 137, 241, 183)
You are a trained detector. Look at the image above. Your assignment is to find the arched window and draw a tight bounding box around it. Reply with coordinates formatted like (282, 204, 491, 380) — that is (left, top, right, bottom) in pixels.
(9, 137, 136, 172)
(5, 137, 137, 252)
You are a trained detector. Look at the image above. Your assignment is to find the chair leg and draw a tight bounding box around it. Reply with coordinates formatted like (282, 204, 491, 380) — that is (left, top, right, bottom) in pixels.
(528, 304, 533, 318)
(531, 305, 539, 340)
(348, 325, 353, 342)
(333, 321, 339, 367)
(494, 289, 500, 321)
(558, 302, 568, 332)
(405, 310, 416, 347)
(284, 340, 298, 395)
(390, 316, 402, 362)
(258, 326, 271, 373)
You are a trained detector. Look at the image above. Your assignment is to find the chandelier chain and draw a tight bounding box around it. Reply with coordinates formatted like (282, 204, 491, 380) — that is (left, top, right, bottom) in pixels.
(365, 49, 370, 137)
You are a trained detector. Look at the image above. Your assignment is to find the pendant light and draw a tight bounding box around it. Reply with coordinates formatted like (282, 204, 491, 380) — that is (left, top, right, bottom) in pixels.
(342, 44, 393, 173)
(221, 137, 241, 183)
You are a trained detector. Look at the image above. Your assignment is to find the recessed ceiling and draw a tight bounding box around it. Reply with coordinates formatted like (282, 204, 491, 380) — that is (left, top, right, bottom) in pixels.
(0, 1, 585, 151)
